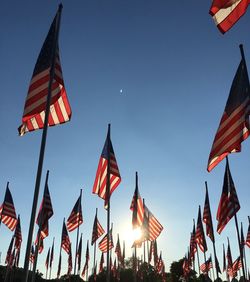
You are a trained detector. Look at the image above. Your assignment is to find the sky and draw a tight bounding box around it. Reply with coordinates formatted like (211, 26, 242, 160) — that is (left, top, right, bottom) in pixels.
(1, 0, 250, 280)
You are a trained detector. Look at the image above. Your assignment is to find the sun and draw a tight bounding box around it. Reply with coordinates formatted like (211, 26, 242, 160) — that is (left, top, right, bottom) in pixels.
(132, 227, 142, 241)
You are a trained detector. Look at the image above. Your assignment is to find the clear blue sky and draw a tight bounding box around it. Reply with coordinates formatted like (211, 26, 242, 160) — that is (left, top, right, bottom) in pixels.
(1, 0, 250, 279)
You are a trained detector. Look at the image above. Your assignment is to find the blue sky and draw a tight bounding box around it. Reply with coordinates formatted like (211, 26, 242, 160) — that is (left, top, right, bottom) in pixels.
(1, 0, 250, 279)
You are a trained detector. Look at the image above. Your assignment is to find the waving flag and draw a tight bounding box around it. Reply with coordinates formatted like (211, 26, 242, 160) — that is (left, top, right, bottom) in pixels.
(14, 215, 22, 250)
(99, 229, 114, 253)
(0, 184, 17, 231)
(207, 54, 250, 171)
(130, 172, 144, 228)
(190, 221, 197, 260)
(91, 212, 105, 245)
(18, 7, 71, 136)
(144, 205, 163, 241)
(195, 206, 207, 253)
(228, 256, 242, 277)
(92, 125, 121, 208)
(200, 256, 213, 273)
(203, 184, 215, 242)
(217, 158, 240, 234)
(36, 172, 53, 238)
(61, 220, 71, 254)
(209, 0, 250, 34)
(67, 194, 83, 232)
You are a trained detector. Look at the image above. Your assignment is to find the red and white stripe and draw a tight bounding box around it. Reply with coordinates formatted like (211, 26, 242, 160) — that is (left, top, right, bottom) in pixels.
(0, 205, 17, 231)
(144, 206, 163, 241)
(98, 232, 114, 253)
(19, 55, 71, 135)
(209, 0, 250, 33)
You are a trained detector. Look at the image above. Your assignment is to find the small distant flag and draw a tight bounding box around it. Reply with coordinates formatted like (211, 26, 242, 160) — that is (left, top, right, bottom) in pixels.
(91, 211, 105, 245)
(0, 183, 17, 231)
(227, 239, 233, 274)
(216, 158, 240, 234)
(18, 7, 71, 136)
(200, 256, 213, 273)
(85, 240, 90, 264)
(67, 244, 72, 275)
(246, 217, 250, 248)
(45, 248, 51, 270)
(98, 229, 114, 253)
(67, 194, 83, 232)
(228, 256, 242, 277)
(5, 236, 14, 265)
(76, 234, 82, 273)
(99, 252, 104, 273)
(202, 183, 215, 242)
(115, 235, 122, 263)
(195, 206, 207, 253)
(130, 172, 144, 229)
(209, 0, 250, 34)
(92, 125, 121, 208)
(190, 221, 197, 260)
(207, 52, 250, 172)
(14, 215, 22, 250)
(61, 220, 71, 254)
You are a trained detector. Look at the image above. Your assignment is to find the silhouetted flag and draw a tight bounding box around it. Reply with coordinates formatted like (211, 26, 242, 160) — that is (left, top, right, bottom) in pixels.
(14, 215, 22, 250)
(35, 231, 44, 254)
(207, 57, 250, 171)
(190, 221, 197, 260)
(67, 244, 72, 275)
(195, 206, 207, 253)
(98, 229, 114, 253)
(203, 185, 215, 242)
(45, 248, 50, 270)
(81, 241, 90, 278)
(130, 173, 144, 228)
(144, 205, 163, 241)
(36, 177, 53, 238)
(228, 256, 242, 277)
(227, 240, 233, 275)
(14, 248, 20, 268)
(216, 158, 240, 234)
(153, 240, 158, 267)
(91, 213, 105, 245)
(223, 244, 226, 272)
(246, 219, 250, 248)
(183, 256, 191, 277)
(0, 184, 17, 231)
(240, 223, 245, 252)
(92, 127, 121, 208)
(77, 234, 82, 272)
(215, 254, 222, 274)
(50, 239, 54, 269)
(209, 0, 250, 34)
(5, 236, 14, 265)
(18, 10, 71, 136)
(61, 220, 71, 254)
(200, 256, 213, 273)
(57, 252, 61, 279)
(156, 253, 164, 274)
(99, 252, 104, 273)
(85, 240, 90, 264)
(67, 195, 83, 232)
(115, 235, 122, 263)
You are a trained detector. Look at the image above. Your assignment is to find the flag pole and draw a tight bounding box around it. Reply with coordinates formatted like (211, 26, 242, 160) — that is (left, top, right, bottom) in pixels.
(106, 124, 111, 282)
(93, 208, 98, 274)
(74, 188, 82, 275)
(23, 4, 63, 282)
(211, 254, 215, 281)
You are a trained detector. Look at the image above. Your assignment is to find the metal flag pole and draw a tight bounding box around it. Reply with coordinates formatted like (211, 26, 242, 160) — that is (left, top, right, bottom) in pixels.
(106, 124, 111, 282)
(23, 4, 63, 282)
(93, 208, 98, 274)
(196, 246, 201, 276)
(74, 188, 82, 275)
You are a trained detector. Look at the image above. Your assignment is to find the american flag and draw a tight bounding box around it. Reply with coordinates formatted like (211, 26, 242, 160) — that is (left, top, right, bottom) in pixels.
(57, 252, 62, 279)
(99, 252, 104, 273)
(156, 253, 164, 274)
(202, 184, 215, 242)
(35, 231, 44, 254)
(227, 239, 233, 274)
(45, 248, 51, 270)
(130, 172, 144, 228)
(98, 229, 114, 253)
(36, 174, 53, 238)
(85, 240, 90, 263)
(14, 215, 22, 250)
(67, 244, 72, 275)
(190, 221, 197, 261)
(81, 241, 90, 277)
(241, 222, 245, 250)
(216, 158, 240, 234)
(209, 0, 250, 34)
(67, 195, 83, 232)
(115, 235, 122, 263)
(144, 205, 163, 241)
(0, 184, 17, 231)
(50, 239, 54, 269)
(5, 236, 14, 265)
(195, 206, 207, 253)
(182, 257, 191, 277)
(61, 220, 71, 254)
(91, 212, 105, 245)
(18, 8, 71, 136)
(153, 240, 158, 267)
(246, 217, 250, 248)
(92, 125, 121, 208)
(200, 256, 213, 273)
(207, 56, 250, 172)
(14, 248, 20, 268)
(77, 234, 82, 272)
(228, 256, 242, 278)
